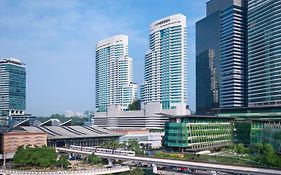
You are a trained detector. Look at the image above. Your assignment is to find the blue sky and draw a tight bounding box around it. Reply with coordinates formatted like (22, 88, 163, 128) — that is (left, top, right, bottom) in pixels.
(0, 0, 208, 116)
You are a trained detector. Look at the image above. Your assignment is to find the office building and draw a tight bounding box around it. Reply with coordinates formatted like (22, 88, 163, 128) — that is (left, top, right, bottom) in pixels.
(141, 14, 188, 115)
(196, 0, 247, 114)
(0, 58, 26, 116)
(163, 115, 234, 152)
(95, 35, 137, 112)
(248, 0, 281, 107)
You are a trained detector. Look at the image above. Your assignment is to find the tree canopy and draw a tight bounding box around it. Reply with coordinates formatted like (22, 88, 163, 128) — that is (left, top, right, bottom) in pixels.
(13, 145, 70, 169)
(128, 99, 141, 110)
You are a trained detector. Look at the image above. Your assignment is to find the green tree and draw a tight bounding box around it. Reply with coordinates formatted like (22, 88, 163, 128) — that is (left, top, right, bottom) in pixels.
(261, 144, 278, 166)
(101, 140, 121, 149)
(128, 99, 141, 110)
(128, 139, 143, 155)
(56, 155, 70, 168)
(13, 145, 58, 168)
(87, 153, 102, 165)
(13, 145, 32, 166)
(235, 144, 248, 154)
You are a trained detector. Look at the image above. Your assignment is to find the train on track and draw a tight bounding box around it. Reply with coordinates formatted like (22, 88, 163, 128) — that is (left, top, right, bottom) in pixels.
(69, 145, 136, 156)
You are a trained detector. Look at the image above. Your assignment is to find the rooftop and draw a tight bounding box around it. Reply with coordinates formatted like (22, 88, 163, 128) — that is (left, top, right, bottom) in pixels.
(14, 125, 122, 140)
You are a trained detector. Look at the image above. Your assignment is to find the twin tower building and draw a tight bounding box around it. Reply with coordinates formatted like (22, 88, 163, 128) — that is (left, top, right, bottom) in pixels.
(95, 14, 189, 124)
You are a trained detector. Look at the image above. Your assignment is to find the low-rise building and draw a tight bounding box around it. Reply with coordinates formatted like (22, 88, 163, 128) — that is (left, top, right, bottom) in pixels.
(0, 131, 47, 159)
(163, 115, 235, 152)
(111, 128, 163, 149)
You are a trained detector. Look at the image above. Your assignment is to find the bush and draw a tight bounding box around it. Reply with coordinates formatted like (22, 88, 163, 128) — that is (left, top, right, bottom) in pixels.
(86, 153, 102, 165)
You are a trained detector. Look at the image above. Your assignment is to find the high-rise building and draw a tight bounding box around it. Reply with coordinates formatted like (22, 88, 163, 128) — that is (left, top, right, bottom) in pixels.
(196, 0, 247, 114)
(141, 14, 188, 115)
(95, 35, 137, 112)
(248, 0, 281, 107)
(0, 58, 26, 116)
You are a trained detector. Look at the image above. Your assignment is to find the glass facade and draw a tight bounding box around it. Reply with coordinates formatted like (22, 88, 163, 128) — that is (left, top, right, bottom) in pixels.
(95, 35, 137, 112)
(248, 0, 281, 107)
(196, 11, 221, 114)
(164, 116, 234, 152)
(0, 58, 26, 116)
(220, 4, 247, 108)
(196, 0, 247, 114)
(141, 14, 187, 111)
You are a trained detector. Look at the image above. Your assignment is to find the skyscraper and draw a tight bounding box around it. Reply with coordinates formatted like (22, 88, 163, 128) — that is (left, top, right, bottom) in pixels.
(95, 35, 137, 112)
(0, 58, 26, 116)
(141, 14, 188, 115)
(196, 0, 247, 114)
(248, 0, 281, 107)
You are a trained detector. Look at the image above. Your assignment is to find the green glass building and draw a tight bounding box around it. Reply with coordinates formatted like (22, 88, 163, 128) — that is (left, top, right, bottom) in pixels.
(0, 58, 26, 117)
(163, 115, 234, 152)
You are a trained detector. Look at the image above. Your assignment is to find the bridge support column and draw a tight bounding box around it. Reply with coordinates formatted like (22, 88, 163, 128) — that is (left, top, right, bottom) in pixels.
(152, 164, 157, 174)
(108, 159, 114, 166)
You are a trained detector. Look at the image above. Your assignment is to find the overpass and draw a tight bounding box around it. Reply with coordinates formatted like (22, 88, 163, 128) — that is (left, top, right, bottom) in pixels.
(56, 147, 281, 175)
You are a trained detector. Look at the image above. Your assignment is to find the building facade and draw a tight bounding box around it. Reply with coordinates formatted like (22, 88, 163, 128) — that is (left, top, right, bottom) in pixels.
(0, 131, 47, 155)
(141, 14, 188, 116)
(95, 35, 137, 112)
(163, 115, 234, 152)
(0, 58, 26, 117)
(248, 0, 281, 107)
(196, 0, 248, 114)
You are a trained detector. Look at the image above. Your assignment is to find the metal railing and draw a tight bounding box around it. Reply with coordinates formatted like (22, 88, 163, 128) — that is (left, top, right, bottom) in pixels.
(0, 166, 130, 175)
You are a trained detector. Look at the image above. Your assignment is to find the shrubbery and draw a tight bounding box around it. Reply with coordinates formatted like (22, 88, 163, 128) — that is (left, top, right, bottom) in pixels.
(13, 145, 70, 169)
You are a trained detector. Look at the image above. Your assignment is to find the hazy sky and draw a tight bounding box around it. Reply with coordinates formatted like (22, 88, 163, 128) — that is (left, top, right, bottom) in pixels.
(0, 0, 208, 116)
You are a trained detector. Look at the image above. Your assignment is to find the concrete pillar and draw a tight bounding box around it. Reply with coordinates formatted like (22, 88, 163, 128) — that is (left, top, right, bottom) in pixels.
(152, 164, 157, 174)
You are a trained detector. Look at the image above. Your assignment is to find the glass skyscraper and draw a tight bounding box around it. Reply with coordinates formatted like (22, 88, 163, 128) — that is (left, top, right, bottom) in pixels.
(248, 0, 281, 107)
(0, 58, 26, 116)
(141, 14, 188, 115)
(196, 0, 247, 114)
(95, 35, 137, 112)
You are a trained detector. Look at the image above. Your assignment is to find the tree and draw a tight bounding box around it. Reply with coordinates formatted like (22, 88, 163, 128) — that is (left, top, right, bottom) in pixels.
(13, 145, 58, 168)
(127, 139, 143, 155)
(101, 140, 121, 149)
(13, 145, 32, 166)
(56, 155, 70, 168)
(261, 144, 278, 166)
(128, 99, 141, 110)
(235, 144, 248, 154)
(87, 153, 102, 165)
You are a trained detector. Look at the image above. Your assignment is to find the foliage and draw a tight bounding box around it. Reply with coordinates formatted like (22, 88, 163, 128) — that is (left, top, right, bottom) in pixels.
(261, 144, 279, 167)
(86, 153, 102, 165)
(127, 139, 143, 155)
(13, 145, 69, 169)
(249, 143, 263, 155)
(120, 168, 144, 175)
(14, 146, 56, 168)
(128, 99, 141, 110)
(101, 139, 144, 155)
(56, 155, 70, 168)
(154, 151, 183, 159)
(235, 144, 248, 154)
(101, 140, 123, 149)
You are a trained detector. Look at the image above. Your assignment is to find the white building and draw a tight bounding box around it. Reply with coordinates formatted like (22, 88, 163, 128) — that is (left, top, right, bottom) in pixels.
(141, 14, 189, 115)
(95, 35, 137, 112)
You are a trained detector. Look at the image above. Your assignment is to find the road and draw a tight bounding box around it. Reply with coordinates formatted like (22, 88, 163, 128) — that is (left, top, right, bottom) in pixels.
(56, 147, 281, 175)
